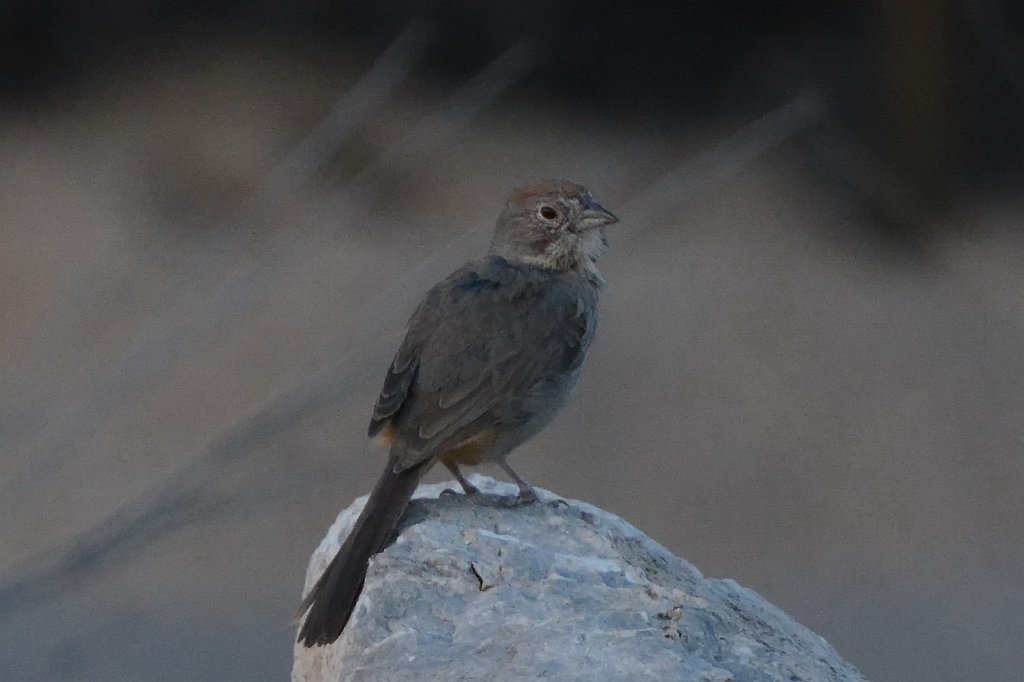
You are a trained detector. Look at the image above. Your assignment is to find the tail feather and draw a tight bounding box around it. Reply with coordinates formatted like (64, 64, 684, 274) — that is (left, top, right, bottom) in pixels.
(296, 456, 431, 646)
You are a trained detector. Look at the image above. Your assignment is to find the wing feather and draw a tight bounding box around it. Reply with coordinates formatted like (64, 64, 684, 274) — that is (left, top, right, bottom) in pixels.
(369, 256, 598, 471)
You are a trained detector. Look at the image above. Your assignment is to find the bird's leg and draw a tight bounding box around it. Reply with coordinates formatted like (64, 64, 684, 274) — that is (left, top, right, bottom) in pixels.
(442, 460, 480, 496)
(497, 460, 538, 504)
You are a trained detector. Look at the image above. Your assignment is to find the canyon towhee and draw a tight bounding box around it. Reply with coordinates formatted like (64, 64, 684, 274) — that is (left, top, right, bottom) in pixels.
(296, 179, 618, 646)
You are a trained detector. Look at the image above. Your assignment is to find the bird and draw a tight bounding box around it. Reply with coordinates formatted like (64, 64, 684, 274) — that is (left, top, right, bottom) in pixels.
(295, 179, 618, 646)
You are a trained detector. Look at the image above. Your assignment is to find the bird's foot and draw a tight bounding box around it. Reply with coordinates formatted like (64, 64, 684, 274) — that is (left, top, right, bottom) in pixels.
(514, 487, 539, 506)
(441, 482, 480, 499)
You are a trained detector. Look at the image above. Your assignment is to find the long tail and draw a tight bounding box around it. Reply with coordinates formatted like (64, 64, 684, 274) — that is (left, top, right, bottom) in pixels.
(296, 456, 431, 646)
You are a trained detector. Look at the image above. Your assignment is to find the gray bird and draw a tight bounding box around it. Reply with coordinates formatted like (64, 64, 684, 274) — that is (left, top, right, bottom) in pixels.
(296, 179, 618, 646)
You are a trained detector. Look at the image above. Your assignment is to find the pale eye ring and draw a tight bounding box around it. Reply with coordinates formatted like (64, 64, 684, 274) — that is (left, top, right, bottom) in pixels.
(539, 205, 558, 221)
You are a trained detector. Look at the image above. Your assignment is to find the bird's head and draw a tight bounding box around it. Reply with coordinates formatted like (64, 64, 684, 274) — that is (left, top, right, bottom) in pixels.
(489, 179, 619, 274)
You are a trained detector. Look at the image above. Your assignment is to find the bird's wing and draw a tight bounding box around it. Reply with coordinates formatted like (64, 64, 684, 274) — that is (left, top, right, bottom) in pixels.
(369, 257, 597, 472)
(367, 331, 420, 438)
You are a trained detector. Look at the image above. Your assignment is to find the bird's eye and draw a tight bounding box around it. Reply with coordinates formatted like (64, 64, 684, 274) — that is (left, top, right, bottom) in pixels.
(539, 205, 558, 220)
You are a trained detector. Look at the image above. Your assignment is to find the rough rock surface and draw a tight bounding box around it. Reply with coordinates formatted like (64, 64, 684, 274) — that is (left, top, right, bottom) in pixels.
(293, 476, 867, 682)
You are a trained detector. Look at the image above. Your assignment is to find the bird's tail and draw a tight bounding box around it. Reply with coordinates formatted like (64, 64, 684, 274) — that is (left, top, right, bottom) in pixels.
(295, 455, 431, 646)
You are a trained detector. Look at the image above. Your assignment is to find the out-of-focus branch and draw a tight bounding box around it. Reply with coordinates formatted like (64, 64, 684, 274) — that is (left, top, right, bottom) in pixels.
(228, 21, 435, 231)
(627, 94, 826, 218)
(2, 22, 434, 487)
(0, 36, 541, 620)
(326, 38, 541, 211)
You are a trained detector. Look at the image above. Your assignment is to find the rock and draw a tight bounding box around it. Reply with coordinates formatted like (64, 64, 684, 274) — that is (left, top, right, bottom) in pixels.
(293, 476, 867, 682)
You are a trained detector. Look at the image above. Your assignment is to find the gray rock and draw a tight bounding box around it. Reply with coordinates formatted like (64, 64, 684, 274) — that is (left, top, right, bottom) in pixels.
(293, 476, 867, 682)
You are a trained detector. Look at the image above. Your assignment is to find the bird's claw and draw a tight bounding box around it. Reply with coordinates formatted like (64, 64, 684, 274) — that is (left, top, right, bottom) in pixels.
(515, 488, 539, 505)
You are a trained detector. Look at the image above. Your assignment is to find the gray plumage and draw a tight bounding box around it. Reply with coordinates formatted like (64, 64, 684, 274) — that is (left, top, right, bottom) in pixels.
(297, 179, 618, 646)
(371, 255, 600, 472)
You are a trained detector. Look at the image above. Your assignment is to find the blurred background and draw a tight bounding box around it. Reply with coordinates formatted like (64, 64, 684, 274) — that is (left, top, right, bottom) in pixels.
(1, 1, 1023, 680)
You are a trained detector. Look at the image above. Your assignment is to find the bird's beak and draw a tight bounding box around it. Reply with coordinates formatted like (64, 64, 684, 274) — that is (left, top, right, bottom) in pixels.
(575, 197, 619, 231)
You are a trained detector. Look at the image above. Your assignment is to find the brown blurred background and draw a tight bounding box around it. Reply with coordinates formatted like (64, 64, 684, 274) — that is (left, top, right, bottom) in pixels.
(2, 1, 1023, 680)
